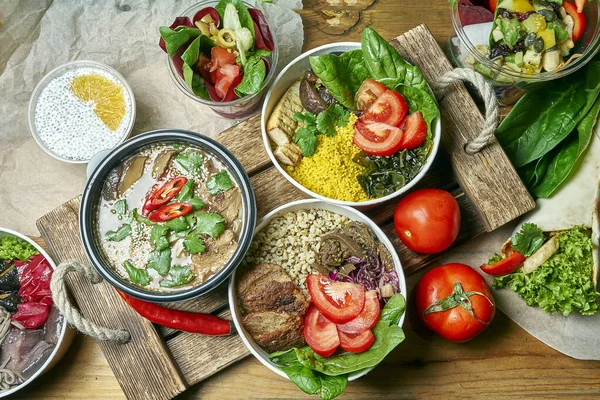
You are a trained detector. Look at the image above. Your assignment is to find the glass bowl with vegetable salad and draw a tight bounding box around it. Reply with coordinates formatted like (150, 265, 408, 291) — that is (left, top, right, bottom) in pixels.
(160, 0, 278, 119)
(449, 0, 600, 105)
(261, 28, 441, 208)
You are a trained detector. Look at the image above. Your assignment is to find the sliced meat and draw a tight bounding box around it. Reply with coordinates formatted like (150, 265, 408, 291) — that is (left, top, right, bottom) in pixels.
(191, 230, 237, 277)
(237, 263, 290, 296)
(376, 242, 395, 271)
(242, 311, 305, 353)
(212, 188, 242, 224)
(318, 232, 365, 267)
(342, 221, 377, 252)
(152, 150, 174, 179)
(118, 155, 148, 196)
(241, 280, 308, 314)
(523, 235, 559, 274)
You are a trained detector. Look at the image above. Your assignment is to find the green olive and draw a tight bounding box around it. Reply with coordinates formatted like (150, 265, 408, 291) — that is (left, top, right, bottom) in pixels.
(217, 28, 237, 49)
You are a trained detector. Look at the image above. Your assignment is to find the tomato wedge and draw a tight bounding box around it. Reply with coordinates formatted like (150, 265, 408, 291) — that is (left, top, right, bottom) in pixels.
(336, 290, 380, 334)
(306, 274, 366, 324)
(480, 249, 526, 276)
(208, 47, 237, 72)
(353, 120, 405, 156)
(338, 329, 375, 353)
(148, 202, 193, 222)
(355, 78, 388, 111)
(362, 90, 408, 127)
(398, 112, 427, 150)
(304, 305, 340, 357)
(142, 177, 188, 216)
(212, 64, 241, 99)
(563, 1, 586, 42)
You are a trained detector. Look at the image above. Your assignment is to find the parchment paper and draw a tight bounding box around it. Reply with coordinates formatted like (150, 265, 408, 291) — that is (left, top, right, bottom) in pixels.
(0, 0, 303, 235)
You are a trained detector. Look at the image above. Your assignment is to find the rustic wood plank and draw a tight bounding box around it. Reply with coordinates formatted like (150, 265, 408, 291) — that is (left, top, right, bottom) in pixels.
(391, 25, 535, 231)
(36, 198, 187, 400)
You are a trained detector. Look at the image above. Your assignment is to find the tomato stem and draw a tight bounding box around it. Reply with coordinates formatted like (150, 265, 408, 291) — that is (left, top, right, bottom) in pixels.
(423, 282, 494, 325)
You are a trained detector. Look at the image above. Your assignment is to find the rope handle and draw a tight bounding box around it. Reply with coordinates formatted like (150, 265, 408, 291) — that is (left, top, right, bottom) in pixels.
(432, 68, 499, 154)
(50, 261, 130, 343)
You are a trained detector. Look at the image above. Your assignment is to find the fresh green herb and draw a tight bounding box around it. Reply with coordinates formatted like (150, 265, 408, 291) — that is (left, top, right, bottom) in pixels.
(166, 217, 190, 232)
(511, 223, 545, 257)
(206, 171, 234, 195)
(177, 179, 195, 202)
(487, 253, 502, 264)
(195, 213, 225, 238)
(113, 199, 128, 220)
(294, 127, 319, 157)
(188, 197, 205, 210)
(292, 105, 351, 156)
(183, 233, 206, 255)
(150, 224, 170, 251)
(106, 224, 132, 242)
(148, 248, 172, 276)
(175, 151, 204, 175)
(0, 237, 39, 261)
(270, 294, 406, 400)
(316, 104, 351, 137)
(131, 208, 152, 226)
(159, 26, 201, 57)
(124, 260, 151, 286)
(160, 265, 195, 288)
(294, 111, 317, 126)
(494, 227, 600, 316)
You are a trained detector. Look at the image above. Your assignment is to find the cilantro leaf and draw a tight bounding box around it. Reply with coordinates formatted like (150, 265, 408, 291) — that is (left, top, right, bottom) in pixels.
(511, 223, 545, 256)
(177, 179, 195, 202)
(124, 260, 151, 286)
(294, 128, 318, 157)
(166, 217, 190, 232)
(294, 111, 317, 126)
(150, 224, 170, 250)
(206, 171, 234, 195)
(183, 233, 206, 255)
(148, 248, 172, 276)
(160, 265, 195, 288)
(188, 197, 205, 210)
(113, 199, 128, 220)
(131, 208, 152, 226)
(106, 224, 131, 242)
(316, 104, 350, 136)
(175, 151, 204, 175)
(195, 213, 225, 238)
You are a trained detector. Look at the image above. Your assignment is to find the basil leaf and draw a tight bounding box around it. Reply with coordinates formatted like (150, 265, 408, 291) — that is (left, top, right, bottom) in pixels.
(150, 224, 170, 250)
(148, 248, 171, 276)
(166, 217, 190, 232)
(195, 213, 225, 238)
(206, 171, 234, 195)
(177, 179, 195, 202)
(188, 197, 205, 210)
(235, 57, 266, 97)
(511, 223, 545, 257)
(160, 265, 195, 288)
(124, 260, 151, 286)
(113, 199, 128, 220)
(159, 26, 201, 57)
(183, 233, 206, 255)
(175, 150, 204, 175)
(106, 224, 131, 242)
(294, 128, 318, 157)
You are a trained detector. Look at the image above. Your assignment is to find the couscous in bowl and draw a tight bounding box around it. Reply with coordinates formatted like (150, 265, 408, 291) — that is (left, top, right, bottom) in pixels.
(261, 39, 441, 208)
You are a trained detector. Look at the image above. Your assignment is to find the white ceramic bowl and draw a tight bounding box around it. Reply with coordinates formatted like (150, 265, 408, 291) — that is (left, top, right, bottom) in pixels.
(0, 228, 75, 398)
(261, 42, 442, 207)
(228, 199, 407, 381)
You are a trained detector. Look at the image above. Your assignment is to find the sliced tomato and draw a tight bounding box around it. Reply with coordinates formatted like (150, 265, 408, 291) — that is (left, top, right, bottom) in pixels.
(336, 290, 380, 334)
(304, 305, 340, 357)
(398, 112, 427, 150)
(338, 329, 375, 353)
(212, 64, 241, 99)
(480, 249, 526, 276)
(142, 177, 188, 216)
(353, 120, 405, 156)
(362, 90, 408, 127)
(148, 202, 193, 222)
(355, 78, 388, 111)
(306, 274, 366, 324)
(489, 0, 498, 13)
(564, 1, 586, 42)
(208, 47, 237, 72)
(222, 73, 244, 102)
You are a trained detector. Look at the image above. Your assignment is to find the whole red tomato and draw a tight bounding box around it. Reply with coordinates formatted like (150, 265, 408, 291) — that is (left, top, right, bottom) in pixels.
(394, 188, 461, 254)
(414, 263, 495, 342)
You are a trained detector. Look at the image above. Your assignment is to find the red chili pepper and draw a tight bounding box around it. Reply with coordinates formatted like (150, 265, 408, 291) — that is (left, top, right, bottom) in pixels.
(117, 291, 232, 335)
(480, 250, 526, 276)
(142, 177, 188, 216)
(148, 202, 193, 222)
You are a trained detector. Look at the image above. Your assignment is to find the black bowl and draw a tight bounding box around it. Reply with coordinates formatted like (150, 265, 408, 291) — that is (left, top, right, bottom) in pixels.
(80, 129, 257, 302)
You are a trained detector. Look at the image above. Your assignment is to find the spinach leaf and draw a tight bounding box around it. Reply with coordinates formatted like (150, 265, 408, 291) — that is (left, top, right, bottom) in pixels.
(177, 179, 195, 202)
(294, 127, 318, 156)
(124, 260, 151, 286)
(395, 85, 439, 138)
(235, 57, 266, 97)
(160, 265, 195, 288)
(361, 27, 427, 91)
(316, 104, 351, 137)
(113, 199, 128, 220)
(150, 224, 170, 251)
(106, 224, 131, 242)
(206, 171, 234, 195)
(215, 0, 255, 40)
(188, 197, 205, 210)
(280, 365, 347, 400)
(175, 150, 204, 175)
(183, 233, 206, 255)
(511, 223, 545, 256)
(159, 26, 201, 57)
(166, 217, 190, 232)
(148, 248, 171, 276)
(183, 65, 210, 100)
(195, 213, 226, 238)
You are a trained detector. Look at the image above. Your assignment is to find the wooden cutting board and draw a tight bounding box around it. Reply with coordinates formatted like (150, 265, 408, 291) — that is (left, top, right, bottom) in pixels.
(36, 25, 534, 400)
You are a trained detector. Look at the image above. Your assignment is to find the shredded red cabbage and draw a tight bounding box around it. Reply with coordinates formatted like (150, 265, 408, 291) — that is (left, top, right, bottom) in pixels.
(328, 251, 400, 302)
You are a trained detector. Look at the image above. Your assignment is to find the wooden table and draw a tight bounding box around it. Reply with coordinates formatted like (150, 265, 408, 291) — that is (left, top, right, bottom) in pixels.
(15, 1, 600, 399)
